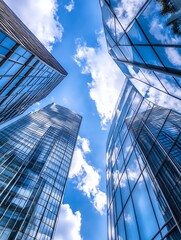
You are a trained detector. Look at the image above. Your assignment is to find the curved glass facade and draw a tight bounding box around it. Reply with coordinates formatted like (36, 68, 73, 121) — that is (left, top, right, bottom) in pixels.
(106, 80, 181, 240)
(0, 1, 67, 124)
(0, 104, 81, 240)
(100, 0, 181, 109)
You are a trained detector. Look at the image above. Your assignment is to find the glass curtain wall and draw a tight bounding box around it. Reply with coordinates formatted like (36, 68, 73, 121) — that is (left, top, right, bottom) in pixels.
(100, 0, 181, 109)
(0, 1, 67, 124)
(0, 104, 81, 240)
(106, 80, 181, 240)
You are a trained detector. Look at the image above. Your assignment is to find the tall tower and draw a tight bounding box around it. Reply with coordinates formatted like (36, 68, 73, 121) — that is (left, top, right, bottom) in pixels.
(106, 80, 181, 240)
(0, 1, 67, 124)
(0, 104, 81, 240)
(100, 0, 181, 108)
(101, 2, 181, 239)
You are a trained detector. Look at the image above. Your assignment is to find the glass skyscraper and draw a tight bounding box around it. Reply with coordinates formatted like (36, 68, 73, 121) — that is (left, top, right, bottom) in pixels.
(106, 79, 181, 240)
(0, 1, 67, 124)
(100, 0, 181, 108)
(100, 1, 181, 239)
(0, 103, 81, 240)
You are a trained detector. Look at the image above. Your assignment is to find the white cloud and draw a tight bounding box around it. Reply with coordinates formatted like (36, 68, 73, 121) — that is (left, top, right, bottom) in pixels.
(4, 0, 63, 51)
(113, 158, 145, 188)
(113, 0, 146, 29)
(70, 136, 107, 215)
(93, 191, 107, 215)
(128, 66, 181, 113)
(54, 204, 82, 240)
(124, 213, 132, 223)
(74, 32, 125, 128)
(51, 96, 55, 102)
(165, 47, 181, 67)
(77, 136, 91, 153)
(147, 86, 181, 111)
(65, 0, 75, 12)
(148, 7, 181, 70)
(103, 1, 181, 112)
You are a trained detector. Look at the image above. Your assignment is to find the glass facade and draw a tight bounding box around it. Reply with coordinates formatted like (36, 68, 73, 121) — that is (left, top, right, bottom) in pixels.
(0, 103, 81, 240)
(106, 80, 181, 240)
(100, 0, 181, 108)
(0, 1, 67, 124)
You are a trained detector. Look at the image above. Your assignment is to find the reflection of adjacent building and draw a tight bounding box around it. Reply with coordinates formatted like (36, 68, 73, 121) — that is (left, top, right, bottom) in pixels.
(158, 0, 181, 34)
(130, 105, 181, 230)
(0, 1, 67, 124)
(0, 104, 81, 239)
(106, 80, 181, 239)
(100, 0, 181, 110)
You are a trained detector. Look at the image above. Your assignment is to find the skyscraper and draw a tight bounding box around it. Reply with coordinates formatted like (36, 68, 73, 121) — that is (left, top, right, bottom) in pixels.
(100, 1, 181, 239)
(100, 0, 181, 108)
(106, 79, 181, 240)
(0, 103, 81, 240)
(0, 1, 67, 124)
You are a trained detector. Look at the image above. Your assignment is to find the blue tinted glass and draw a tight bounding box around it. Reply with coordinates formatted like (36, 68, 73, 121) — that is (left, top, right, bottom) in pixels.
(102, 2, 116, 38)
(132, 178, 159, 239)
(124, 199, 140, 240)
(127, 152, 141, 190)
(0, 46, 9, 56)
(115, 18, 124, 41)
(7, 62, 22, 75)
(23, 51, 32, 59)
(122, 134, 132, 160)
(0, 77, 11, 89)
(117, 214, 126, 240)
(135, 46, 163, 66)
(0, 60, 14, 75)
(120, 169, 130, 206)
(174, 76, 181, 87)
(1, 37, 16, 49)
(112, 45, 127, 60)
(141, 69, 166, 91)
(0, 31, 6, 42)
(143, 169, 169, 231)
(115, 186, 122, 219)
(138, 1, 181, 44)
(119, 33, 131, 46)
(15, 46, 26, 56)
(156, 72, 181, 98)
(128, 21, 149, 44)
(110, 0, 147, 29)
(155, 46, 181, 70)
(121, 45, 144, 63)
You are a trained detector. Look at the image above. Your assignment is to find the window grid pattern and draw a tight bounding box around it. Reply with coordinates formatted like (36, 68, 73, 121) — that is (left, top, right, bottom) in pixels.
(0, 1, 67, 74)
(0, 104, 82, 240)
(0, 29, 66, 124)
(100, 0, 181, 107)
(106, 80, 181, 240)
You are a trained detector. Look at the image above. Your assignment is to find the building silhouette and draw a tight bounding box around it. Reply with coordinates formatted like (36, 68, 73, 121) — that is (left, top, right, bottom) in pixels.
(106, 80, 181, 240)
(0, 104, 81, 239)
(0, 1, 67, 124)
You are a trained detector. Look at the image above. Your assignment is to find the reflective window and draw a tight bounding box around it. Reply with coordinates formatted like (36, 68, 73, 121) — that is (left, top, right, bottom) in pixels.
(155, 46, 181, 70)
(133, 179, 159, 239)
(110, 0, 147, 29)
(128, 21, 149, 44)
(1, 36, 16, 49)
(117, 214, 126, 240)
(124, 199, 140, 240)
(126, 152, 141, 190)
(135, 46, 163, 66)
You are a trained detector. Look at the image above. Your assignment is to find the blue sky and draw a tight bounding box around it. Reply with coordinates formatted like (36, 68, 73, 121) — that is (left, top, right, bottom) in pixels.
(4, 0, 125, 239)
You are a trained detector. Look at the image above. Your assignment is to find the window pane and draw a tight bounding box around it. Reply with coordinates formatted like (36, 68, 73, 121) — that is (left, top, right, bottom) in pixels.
(124, 198, 140, 240)
(132, 179, 159, 239)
